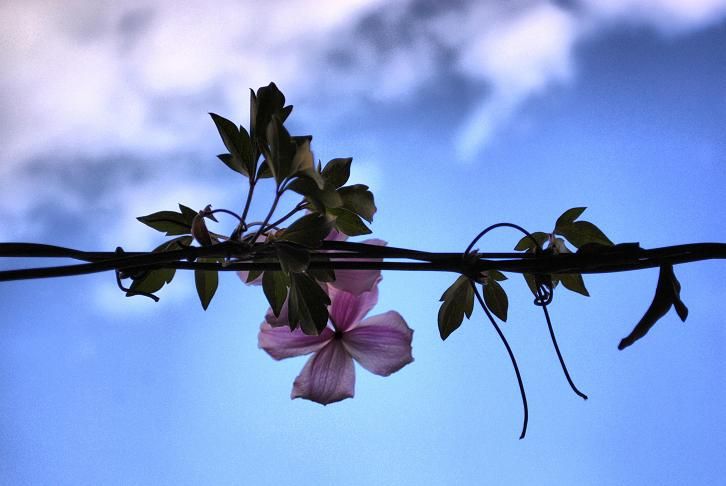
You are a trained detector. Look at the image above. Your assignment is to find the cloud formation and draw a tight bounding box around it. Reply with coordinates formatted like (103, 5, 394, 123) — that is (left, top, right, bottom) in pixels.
(1, 0, 726, 242)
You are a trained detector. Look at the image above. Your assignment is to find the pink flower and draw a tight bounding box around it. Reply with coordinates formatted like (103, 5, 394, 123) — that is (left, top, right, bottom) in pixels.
(258, 277, 414, 405)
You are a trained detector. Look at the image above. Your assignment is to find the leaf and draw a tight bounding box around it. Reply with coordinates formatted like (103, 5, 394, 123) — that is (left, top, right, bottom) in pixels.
(559, 273, 590, 296)
(338, 184, 376, 223)
(279, 213, 333, 247)
(556, 221, 613, 249)
(489, 270, 508, 281)
(137, 210, 191, 236)
(264, 114, 296, 185)
(321, 158, 352, 188)
(252, 83, 286, 142)
(288, 273, 331, 335)
(287, 176, 342, 212)
(275, 242, 310, 273)
(209, 113, 252, 176)
(262, 271, 289, 317)
(246, 269, 263, 284)
(514, 232, 549, 251)
(328, 207, 371, 237)
(128, 268, 175, 297)
(483, 279, 508, 322)
(195, 258, 219, 310)
(618, 265, 688, 350)
(437, 275, 474, 340)
(555, 207, 587, 229)
(523, 273, 538, 296)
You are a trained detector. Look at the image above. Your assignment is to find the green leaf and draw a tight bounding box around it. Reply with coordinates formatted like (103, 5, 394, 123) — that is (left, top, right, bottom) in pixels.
(256, 160, 273, 179)
(137, 210, 191, 236)
(338, 184, 376, 223)
(288, 273, 331, 335)
(252, 83, 286, 142)
(264, 114, 296, 185)
(514, 232, 549, 251)
(321, 158, 352, 188)
(209, 113, 252, 176)
(559, 273, 590, 296)
(262, 271, 289, 317)
(329, 207, 371, 237)
(556, 221, 613, 249)
(287, 176, 342, 212)
(483, 279, 508, 321)
(437, 275, 474, 340)
(275, 242, 310, 273)
(523, 273, 538, 296)
(246, 269, 263, 284)
(195, 258, 219, 310)
(128, 268, 175, 297)
(489, 270, 508, 281)
(279, 213, 333, 247)
(178, 205, 197, 225)
(618, 265, 688, 350)
(555, 207, 587, 229)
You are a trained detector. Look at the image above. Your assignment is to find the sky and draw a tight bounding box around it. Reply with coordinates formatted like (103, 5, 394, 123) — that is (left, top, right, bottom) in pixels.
(1, 0, 725, 484)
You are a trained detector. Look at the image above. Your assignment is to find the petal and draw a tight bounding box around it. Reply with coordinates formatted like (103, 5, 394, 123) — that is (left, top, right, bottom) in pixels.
(258, 322, 334, 360)
(328, 284, 379, 332)
(329, 238, 386, 295)
(325, 228, 348, 242)
(264, 296, 290, 327)
(342, 311, 414, 376)
(291, 341, 355, 405)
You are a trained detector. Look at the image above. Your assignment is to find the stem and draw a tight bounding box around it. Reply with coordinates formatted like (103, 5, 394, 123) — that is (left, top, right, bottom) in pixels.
(269, 200, 307, 228)
(541, 305, 588, 400)
(471, 281, 529, 439)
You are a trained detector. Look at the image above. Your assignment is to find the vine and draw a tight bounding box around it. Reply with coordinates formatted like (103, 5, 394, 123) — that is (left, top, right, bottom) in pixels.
(2, 83, 724, 438)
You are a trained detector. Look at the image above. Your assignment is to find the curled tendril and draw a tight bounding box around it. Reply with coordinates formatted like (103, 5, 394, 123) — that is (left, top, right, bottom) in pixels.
(464, 221, 588, 438)
(114, 247, 160, 302)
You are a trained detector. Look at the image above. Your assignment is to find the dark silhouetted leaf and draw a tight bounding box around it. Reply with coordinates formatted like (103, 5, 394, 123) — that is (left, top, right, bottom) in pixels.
(287, 177, 342, 212)
(137, 210, 191, 236)
(246, 269, 263, 283)
(514, 232, 549, 251)
(438, 275, 474, 340)
(210, 113, 252, 176)
(556, 221, 613, 249)
(555, 207, 587, 229)
(279, 213, 333, 247)
(321, 158, 352, 188)
(195, 258, 219, 310)
(128, 268, 175, 297)
(559, 273, 590, 296)
(329, 207, 371, 237)
(262, 271, 288, 317)
(275, 242, 310, 273)
(489, 270, 508, 281)
(288, 273, 330, 335)
(618, 265, 688, 350)
(483, 279, 508, 321)
(338, 184, 376, 223)
(252, 83, 286, 143)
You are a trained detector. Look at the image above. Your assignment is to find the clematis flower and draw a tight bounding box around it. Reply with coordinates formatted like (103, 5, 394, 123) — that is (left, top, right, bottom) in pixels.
(258, 277, 414, 405)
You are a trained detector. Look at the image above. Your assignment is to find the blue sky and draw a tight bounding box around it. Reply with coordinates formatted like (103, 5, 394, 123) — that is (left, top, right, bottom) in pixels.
(1, 1, 725, 485)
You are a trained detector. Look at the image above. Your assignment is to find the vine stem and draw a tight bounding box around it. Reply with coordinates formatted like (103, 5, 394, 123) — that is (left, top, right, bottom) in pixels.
(0, 242, 725, 282)
(471, 282, 529, 439)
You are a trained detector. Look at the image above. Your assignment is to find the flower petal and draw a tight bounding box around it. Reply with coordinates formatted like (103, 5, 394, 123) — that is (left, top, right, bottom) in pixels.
(259, 322, 334, 360)
(328, 283, 379, 332)
(291, 341, 355, 405)
(342, 311, 414, 376)
(329, 238, 386, 295)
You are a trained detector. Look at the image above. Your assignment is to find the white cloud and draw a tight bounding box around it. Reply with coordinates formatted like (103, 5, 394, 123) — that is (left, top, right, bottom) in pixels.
(579, 0, 726, 32)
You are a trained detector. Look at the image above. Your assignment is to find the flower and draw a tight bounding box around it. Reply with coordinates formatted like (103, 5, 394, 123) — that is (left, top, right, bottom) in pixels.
(258, 276, 414, 405)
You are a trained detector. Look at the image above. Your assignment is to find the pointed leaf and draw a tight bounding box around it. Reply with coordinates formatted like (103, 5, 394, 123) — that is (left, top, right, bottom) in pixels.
(338, 184, 376, 223)
(279, 213, 333, 247)
(559, 273, 590, 296)
(195, 258, 219, 310)
(514, 232, 549, 251)
(329, 207, 371, 237)
(275, 242, 310, 273)
(137, 210, 191, 236)
(483, 279, 508, 322)
(262, 271, 289, 317)
(210, 113, 252, 176)
(128, 268, 175, 297)
(618, 265, 688, 350)
(555, 207, 587, 229)
(556, 221, 613, 249)
(288, 273, 331, 335)
(321, 158, 352, 188)
(437, 275, 474, 340)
